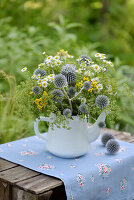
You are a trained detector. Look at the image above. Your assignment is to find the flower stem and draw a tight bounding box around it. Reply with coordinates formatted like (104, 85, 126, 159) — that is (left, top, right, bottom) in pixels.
(63, 88, 73, 112)
(71, 88, 83, 100)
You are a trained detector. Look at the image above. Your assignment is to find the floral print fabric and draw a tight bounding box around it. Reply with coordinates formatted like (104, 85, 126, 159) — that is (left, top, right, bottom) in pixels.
(0, 135, 134, 200)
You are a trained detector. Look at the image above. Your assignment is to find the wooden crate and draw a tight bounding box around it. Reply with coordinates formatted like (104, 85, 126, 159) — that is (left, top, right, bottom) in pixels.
(0, 128, 134, 200)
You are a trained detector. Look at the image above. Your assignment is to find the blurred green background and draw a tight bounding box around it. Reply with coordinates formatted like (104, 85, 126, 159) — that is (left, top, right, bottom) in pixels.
(0, 0, 134, 143)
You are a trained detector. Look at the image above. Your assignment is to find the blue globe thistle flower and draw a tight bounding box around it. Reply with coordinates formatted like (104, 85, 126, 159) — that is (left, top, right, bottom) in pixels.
(63, 108, 72, 117)
(32, 86, 41, 95)
(79, 55, 92, 65)
(61, 64, 77, 84)
(33, 68, 46, 77)
(106, 139, 120, 154)
(83, 81, 91, 90)
(101, 133, 114, 146)
(68, 87, 75, 97)
(54, 74, 67, 88)
(51, 89, 64, 102)
(79, 104, 88, 114)
(95, 95, 109, 109)
(98, 121, 106, 128)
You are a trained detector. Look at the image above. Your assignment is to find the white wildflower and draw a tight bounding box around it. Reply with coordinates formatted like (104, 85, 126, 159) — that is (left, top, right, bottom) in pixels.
(68, 55, 74, 58)
(31, 75, 36, 79)
(108, 61, 114, 67)
(42, 51, 46, 55)
(38, 63, 45, 67)
(21, 67, 27, 72)
(95, 53, 106, 60)
(97, 83, 103, 91)
(91, 77, 99, 83)
(100, 54, 106, 60)
(42, 81, 48, 88)
(42, 78, 48, 82)
(54, 56, 60, 60)
(76, 58, 82, 62)
(94, 53, 101, 57)
(91, 64, 101, 73)
(55, 60, 62, 66)
(76, 69, 82, 74)
(107, 85, 113, 94)
(84, 70, 94, 76)
(37, 79, 42, 84)
(81, 97, 86, 104)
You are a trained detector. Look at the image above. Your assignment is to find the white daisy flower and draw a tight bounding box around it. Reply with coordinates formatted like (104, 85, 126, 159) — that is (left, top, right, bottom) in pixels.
(97, 83, 103, 91)
(76, 69, 82, 74)
(68, 55, 74, 58)
(31, 75, 36, 79)
(91, 77, 99, 83)
(21, 67, 27, 72)
(107, 85, 113, 94)
(49, 77, 54, 82)
(42, 51, 46, 55)
(100, 54, 106, 60)
(46, 61, 51, 66)
(55, 60, 62, 66)
(47, 75, 54, 81)
(37, 79, 42, 84)
(49, 74, 54, 78)
(42, 78, 48, 82)
(94, 53, 101, 57)
(103, 60, 109, 64)
(76, 58, 82, 62)
(91, 64, 101, 73)
(42, 81, 48, 88)
(38, 63, 45, 67)
(54, 56, 60, 60)
(81, 97, 86, 104)
(36, 74, 41, 79)
(47, 56, 52, 60)
(95, 53, 106, 60)
(84, 70, 94, 76)
(80, 62, 86, 68)
(108, 61, 114, 67)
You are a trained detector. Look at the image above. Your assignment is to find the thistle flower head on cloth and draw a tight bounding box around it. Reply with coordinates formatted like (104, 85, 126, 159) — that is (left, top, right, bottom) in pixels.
(101, 133, 114, 146)
(106, 139, 120, 154)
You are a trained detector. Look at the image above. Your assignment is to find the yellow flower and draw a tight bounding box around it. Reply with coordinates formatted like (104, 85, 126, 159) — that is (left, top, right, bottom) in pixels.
(29, 91, 33, 95)
(35, 99, 40, 104)
(83, 77, 89, 81)
(47, 56, 51, 59)
(50, 74, 54, 77)
(43, 91, 48, 96)
(37, 105, 43, 110)
(88, 88, 93, 92)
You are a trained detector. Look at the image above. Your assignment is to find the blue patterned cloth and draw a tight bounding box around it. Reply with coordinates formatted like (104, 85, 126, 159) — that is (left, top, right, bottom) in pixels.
(0, 135, 134, 200)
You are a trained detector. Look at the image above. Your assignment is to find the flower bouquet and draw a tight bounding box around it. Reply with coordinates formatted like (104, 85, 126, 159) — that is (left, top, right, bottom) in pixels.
(17, 50, 119, 157)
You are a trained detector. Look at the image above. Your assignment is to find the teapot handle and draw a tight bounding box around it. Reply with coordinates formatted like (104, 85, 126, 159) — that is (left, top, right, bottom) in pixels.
(34, 116, 52, 140)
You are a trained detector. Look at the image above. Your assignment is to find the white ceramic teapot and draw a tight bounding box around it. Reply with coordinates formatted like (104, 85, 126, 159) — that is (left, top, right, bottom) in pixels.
(34, 111, 106, 158)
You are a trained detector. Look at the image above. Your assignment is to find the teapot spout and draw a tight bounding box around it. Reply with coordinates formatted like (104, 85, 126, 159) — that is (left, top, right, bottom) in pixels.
(87, 110, 106, 143)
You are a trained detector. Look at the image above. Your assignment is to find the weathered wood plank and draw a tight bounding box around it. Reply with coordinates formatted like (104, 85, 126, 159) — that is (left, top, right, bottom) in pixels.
(38, 190, 53, 200)
(0, 166, 39, 184)
(0, 159, 17, 172)
(0, 181, 11, 200)
(13, 187, 37, 200)
(16, 174, 63, 194)
(13, 187, 54, 200)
